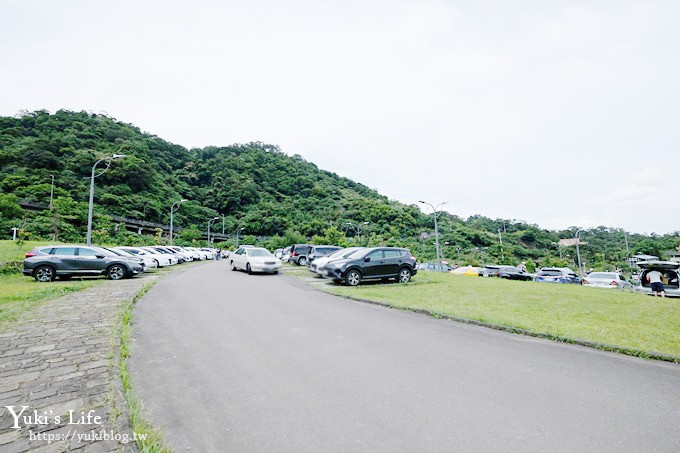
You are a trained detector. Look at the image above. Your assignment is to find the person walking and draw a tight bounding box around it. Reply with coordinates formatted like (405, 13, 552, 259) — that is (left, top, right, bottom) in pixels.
(647, 269, 666, 298)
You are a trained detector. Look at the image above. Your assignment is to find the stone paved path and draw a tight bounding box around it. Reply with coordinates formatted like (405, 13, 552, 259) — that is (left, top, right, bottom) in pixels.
(0, 274, 157, 453)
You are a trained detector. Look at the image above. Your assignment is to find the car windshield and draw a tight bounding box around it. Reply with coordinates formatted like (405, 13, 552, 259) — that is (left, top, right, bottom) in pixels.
(89, 247, 118, 257)
(351, 248, 375, 259)
(247, 248, 272, 257)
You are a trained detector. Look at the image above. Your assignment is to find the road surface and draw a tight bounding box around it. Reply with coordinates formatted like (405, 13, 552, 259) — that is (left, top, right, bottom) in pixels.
(129, 261, 680, 452)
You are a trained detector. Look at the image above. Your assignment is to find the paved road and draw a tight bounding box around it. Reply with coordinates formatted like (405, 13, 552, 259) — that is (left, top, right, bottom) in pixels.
(129, 262, 680, 452)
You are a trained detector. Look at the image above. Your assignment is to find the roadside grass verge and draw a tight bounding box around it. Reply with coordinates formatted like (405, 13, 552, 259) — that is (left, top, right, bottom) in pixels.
(0, 273, 97, 330)
(118, 270, 176, 452)
(325, 272, 680, 360)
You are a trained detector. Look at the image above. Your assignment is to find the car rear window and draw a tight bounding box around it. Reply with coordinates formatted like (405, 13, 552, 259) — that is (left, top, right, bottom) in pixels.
(588, 273, 616, 279)
(384, 250, 403, 258)
(539, 270, 563, 276)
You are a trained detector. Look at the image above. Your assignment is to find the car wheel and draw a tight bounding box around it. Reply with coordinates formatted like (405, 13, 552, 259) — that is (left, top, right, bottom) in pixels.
(247, 263, 253, 275)
(107, 264, 127, 280)
(230, 261, 236, 271)
(345, 269, 362, 286)
(33, 265, 56, 282)
(398, 267, 412, 283)
(298, 257, 307, 266)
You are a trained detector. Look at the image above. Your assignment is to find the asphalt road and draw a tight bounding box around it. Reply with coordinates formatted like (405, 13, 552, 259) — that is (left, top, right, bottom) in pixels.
(129, 261, 680, 452)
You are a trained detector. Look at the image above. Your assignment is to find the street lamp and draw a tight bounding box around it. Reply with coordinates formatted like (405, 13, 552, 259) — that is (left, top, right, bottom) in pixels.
(346, 221, 369, 241)
(86, 154, 126, 245)
(169, 199, 188, 246)
(235, 227, 244, 247)
(207, 217, 219, 244)
(574, 229, 584, 278)
(419, 200, 447, 263)
(48, 174, 54, 209)
(498, 229, 504, 263)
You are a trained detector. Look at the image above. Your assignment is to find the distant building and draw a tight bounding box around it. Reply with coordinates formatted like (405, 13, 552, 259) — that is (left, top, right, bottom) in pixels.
(558, 238, 587, 247)
(667, 250, 680, 263)
(626, 254, 659, 267)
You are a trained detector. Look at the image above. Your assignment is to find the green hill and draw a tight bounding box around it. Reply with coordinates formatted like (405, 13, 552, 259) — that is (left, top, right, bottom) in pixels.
(0, 110, 677, 270)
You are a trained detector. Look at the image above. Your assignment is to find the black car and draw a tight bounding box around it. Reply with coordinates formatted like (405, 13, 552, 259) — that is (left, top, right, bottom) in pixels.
(478, 265, 502, 277)
(289, 244, 313, 266)
(307, 245, 343, 265)
(322, 247, 417, 286)
(497, 266, 533, 281)
(23, 245, 144, 282)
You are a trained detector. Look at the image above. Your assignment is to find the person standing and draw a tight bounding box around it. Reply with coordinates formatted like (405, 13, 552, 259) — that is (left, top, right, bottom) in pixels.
(647, 270, 666, 298)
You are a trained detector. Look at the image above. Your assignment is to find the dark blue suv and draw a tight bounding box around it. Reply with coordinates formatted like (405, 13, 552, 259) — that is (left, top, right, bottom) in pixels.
(322, 247, 417, 286)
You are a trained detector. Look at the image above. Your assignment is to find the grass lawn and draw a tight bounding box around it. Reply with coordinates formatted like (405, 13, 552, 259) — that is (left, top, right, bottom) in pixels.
(0, 240, 64, 262)
(0, 273, 98, 330)
(326, 272, 680, 359)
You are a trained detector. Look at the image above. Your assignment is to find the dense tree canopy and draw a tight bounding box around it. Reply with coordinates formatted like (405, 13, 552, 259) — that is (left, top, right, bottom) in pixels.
(1, 110, 678, 272)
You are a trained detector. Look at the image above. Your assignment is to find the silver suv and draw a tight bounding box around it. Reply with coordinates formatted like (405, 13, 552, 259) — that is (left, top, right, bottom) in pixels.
(636, 261, 680, 297)
(23, 245, 144, 282)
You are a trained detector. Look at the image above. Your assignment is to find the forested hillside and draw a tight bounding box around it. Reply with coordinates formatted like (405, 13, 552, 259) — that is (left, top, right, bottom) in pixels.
(0, 110, 678, 271)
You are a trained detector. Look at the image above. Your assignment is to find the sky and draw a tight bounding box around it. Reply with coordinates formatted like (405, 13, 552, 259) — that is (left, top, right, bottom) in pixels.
(1, 0, 679, 235)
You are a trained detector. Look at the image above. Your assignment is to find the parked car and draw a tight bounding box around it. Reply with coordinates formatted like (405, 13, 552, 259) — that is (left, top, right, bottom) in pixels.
(417, 262, 452, 272)
(307, 245, 343, 265)
(199, 248, 215, 259)
(635, 261, 680, 297)
(141, 246, 181, 264)
(497, 266, 533, 281)
(23, 245, 144, 282)
(464, 267, 481, 276)
(535, 268, 581, 284)
(147, 246, 190, 263)
(115, 246, 177, 267)
(229, 247, 282, 274)
(289, 244, 313, 266)
(583, 272, 633, 290)
(107, 247, 157, 270)
(478, 265, 502, 277)
(274, 248, 284, 259)
(322, 247, 417, 286)
(310, 247, 364, 275)
(166, 246, 194, 262)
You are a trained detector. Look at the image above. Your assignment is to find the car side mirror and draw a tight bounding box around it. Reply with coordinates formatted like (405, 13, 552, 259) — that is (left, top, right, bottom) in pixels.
(364, 257, 371, 262)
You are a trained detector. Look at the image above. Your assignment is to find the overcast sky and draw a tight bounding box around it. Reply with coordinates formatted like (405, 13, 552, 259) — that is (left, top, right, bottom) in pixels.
(2, 0, 679, 234)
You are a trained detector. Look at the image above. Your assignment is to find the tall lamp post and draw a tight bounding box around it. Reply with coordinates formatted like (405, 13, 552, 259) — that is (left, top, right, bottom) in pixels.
(498, 228, 505, 263)
(419, 200, 447, 263)
(346, 221, 369, 241)
(207, 217, 219, 245)
(235, 227, 244, 247)
(574, 229, 584, 278)
(48, 174, 55, 209)
(169, 199, 188, 246)
(86, 154, 126, 245)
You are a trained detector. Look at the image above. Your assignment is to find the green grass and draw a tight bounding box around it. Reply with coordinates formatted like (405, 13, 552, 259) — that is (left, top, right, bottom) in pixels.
(0, 273, 97, 330)
(326, 273, 680, 360)
(0, 240, 64, 262)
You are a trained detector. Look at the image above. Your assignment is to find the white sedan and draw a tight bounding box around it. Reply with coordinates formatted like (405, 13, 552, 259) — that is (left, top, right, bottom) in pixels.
(118, 246, 178, 267)
(230, 247, 282, 274)
(583, 272, 634, 290)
